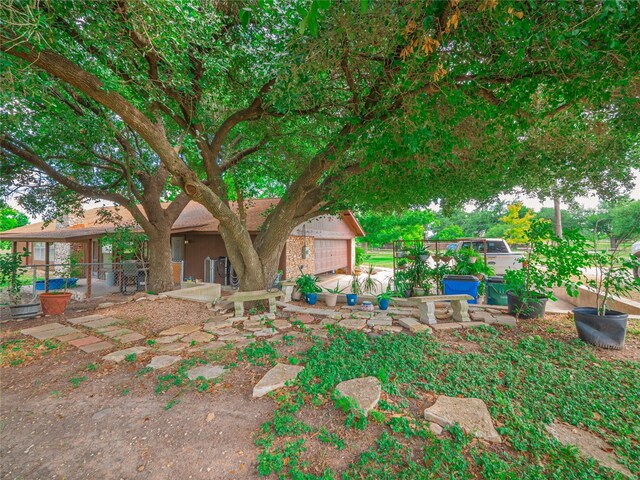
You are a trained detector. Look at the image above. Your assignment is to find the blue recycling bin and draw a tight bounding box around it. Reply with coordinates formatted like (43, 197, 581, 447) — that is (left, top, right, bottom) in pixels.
(442, 275, 480, 304)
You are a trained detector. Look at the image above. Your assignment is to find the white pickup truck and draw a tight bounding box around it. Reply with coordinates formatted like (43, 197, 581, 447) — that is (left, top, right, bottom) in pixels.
(451, 238, 523, 275)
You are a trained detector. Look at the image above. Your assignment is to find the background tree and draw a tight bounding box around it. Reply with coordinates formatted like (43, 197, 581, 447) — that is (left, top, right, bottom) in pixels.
(500, 203, 536, 245)
(2, 1, 639, 290)
(610, 200, 640, 243)
(356, 210, 433, 248)
(0, 202, 28, 249)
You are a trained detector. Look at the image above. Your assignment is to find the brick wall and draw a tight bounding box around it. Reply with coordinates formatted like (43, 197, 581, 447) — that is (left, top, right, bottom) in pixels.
(285, 235, 315, 279)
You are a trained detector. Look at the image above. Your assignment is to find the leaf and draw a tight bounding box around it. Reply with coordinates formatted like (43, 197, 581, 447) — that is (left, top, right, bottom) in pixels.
(360, 0, 369, 13)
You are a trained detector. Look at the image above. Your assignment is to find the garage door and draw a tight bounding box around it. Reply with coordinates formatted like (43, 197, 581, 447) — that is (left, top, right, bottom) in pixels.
(314, 239, 349, 274)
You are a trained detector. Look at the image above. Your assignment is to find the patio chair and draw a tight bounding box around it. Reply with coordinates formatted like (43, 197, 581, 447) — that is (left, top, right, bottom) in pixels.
(121, 260, 139, 294)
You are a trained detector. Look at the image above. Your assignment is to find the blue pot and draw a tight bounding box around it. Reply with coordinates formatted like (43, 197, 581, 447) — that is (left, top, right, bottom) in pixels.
(305, 293, 318, 305)
(378, 298, 390, 310)
(346, 293, 358, 306)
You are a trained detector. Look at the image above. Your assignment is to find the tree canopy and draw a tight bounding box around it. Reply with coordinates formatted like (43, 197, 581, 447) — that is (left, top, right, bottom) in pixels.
(2, 0, 639, 289)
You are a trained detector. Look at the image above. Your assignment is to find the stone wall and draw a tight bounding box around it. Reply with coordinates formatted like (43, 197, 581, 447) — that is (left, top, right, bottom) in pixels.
(285, 236, 315, 279)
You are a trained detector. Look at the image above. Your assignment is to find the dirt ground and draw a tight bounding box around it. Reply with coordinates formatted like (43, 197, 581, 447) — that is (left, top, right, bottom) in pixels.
(1, 296, 639, 479)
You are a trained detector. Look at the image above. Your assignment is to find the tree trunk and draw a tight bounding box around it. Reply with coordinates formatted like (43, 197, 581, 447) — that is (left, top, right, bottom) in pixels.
(145, 228, 174, 293)
(553, 196, 563, 238)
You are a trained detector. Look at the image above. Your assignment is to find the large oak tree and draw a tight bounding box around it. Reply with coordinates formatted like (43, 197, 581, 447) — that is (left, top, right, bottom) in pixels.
(2, 1, 638, 290)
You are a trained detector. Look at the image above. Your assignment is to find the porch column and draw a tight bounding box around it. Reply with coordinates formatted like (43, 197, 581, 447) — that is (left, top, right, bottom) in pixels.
(44, 241, 50, 292)
(85, 239, 92, 299)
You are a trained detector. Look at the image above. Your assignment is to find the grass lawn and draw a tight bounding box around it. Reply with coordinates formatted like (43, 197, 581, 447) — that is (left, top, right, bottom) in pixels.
(362, 250, 394, 269)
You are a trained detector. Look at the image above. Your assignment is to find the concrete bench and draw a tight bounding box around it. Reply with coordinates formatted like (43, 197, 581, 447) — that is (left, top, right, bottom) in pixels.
(408, 294, 473, 324)
(226, 289, 284, 317)
(280, 281, 297, 302)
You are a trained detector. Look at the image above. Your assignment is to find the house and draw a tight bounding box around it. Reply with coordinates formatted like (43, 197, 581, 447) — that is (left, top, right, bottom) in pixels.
(1, 199, 364, 282)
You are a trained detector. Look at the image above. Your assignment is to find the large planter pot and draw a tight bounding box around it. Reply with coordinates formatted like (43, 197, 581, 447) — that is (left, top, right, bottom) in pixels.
(506, 291, 547, 319)
(573, 307, 628, 350)
(378, 298, 390, 310)
(39, 292, 72, 316)
(324, 293, 338, 307)
(305, 293, 318, 305)
(292, 288, 302, 301)
(346, 293, 358, 306)
(9, 302, 41, 320)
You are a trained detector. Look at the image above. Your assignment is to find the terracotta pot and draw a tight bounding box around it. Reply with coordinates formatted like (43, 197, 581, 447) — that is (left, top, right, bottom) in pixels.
(39, 292, 72, 316)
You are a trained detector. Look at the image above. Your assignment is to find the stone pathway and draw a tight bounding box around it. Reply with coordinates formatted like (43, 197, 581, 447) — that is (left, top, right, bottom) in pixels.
(20, 322, 114, 354)
(335, 376, 381, 415)
(253, 363, 304, 398)
(545, 422, 633, 478)
(423, 395, 502, 443)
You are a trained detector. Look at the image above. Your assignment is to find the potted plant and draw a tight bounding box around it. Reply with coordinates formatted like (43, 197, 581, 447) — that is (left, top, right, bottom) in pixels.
(294, 267, 322, 305)
(0, 249, 40, 320)
(573, 244, 640, 349)
(324, 282, 345, 307)
(504, 220, 586, 319)
(376, 287, 399, 311)
(361, 264, 380, 295)
(346, 274, 361, 306)
(39, 258, 76, 316)
(391, 270, 413, 298)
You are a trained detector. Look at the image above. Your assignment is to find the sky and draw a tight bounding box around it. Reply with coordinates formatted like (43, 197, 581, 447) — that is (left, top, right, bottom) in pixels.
(7, 170, 640, 224)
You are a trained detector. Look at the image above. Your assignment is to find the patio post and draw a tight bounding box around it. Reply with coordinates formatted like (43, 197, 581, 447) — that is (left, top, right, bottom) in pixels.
(86, 239, 92, 299)
(44, 241, 50, 292)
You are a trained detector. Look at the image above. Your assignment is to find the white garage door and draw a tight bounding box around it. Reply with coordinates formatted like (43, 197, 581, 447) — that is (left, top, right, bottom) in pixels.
(314, 239, 349, 274)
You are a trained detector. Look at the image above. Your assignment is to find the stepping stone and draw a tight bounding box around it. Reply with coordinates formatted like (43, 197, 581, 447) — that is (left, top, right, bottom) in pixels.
(30, 326, 79, 340)
(69, 336, 102, 347)
(147, 355, 181, 370)
(461, 322, 486, 329)
(429, 422, 443, 435)
(367, 317, 392, 327)
(254, 328, 277, 337)
(21, 323, 65, 335)
(355, 311, 374, 319)
(115, 332, 145, 343)
(101, 328, 133, 338)
(311, 329, 329, 339)
(103, 346, 148, 362)
(56, 332, 87, 342)
(180, 331, 214, 344)
(159, 324, 201, 336)
(470, 311, 494, 322)
(82, 317, 121, 329)
(239, 321, 263, 332)
(154, 334, 183, 344)
(79, 341, 113, 354)
(545, 422, 633, 478)
(486, 315, 517, 327)
(250, 313, 276, 321)
(430, 323, 462, 331)
(397, 317, 432, 333)
(95, 325, 125, 334)
(253, 363, 304, 398)
(335, 376, 381, 415)
(67, 314, 104, 325)
(198, 341, 228, 351)
(157, 342, 187, 353)
(220, 334, 250, 342)
(214, 327, 239, 337)
(338, 318, 367, 330)
(289, 313, 315, 324)
(423, 396, 501, 443)
(186, 364, 225, 381)
(374, 325, 403, 333)
(203, 319, 234, 331)
(320, 318, 337, 326)
(272, 319, 292, 330)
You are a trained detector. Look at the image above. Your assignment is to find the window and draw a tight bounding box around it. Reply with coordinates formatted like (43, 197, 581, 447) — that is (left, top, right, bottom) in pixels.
(32, 242, 55, 261)
(33, 242, 45, 261)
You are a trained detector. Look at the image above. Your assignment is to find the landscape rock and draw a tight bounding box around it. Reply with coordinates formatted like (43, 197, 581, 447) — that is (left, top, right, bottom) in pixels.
(374, 325, 403, 333)
(254, 327, 277, 337)
(338, 318, 367, 330)
(103, 346, 148, 363)
(545, 422, 633, 478)
(487, 315, 517, 327)
(335, 376, 381, 415)
(147, 355, 181, 369)
(272, 319, 292, 330)
(250, 312, 276, 321)
(367, 317, 393, 327)
(154, 334, 183, 344)
(157, 342, 188, 353)
(186, 364, 225, 381)
(179, 331, 214, 344)
(159, 324, 201, 336)
(253, 363, 304, 398)
(430, 323, 462, 331)
(212, 327, 239, 337)
(203, 319, 234, 331)
(290, 313, 315, 324)
(429, 422, 443, 435)
(423, 395, 501, 443)
(397, 317, 432, 333)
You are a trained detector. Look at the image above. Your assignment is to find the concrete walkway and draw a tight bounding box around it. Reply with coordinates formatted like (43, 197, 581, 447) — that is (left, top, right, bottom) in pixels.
(160, 283, 221, 303)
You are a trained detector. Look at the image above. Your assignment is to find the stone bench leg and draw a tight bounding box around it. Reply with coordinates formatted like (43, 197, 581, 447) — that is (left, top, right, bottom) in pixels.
(282, 285, 294, 302)
(418, 302, 437, 325)
(234, 301, 245, 318)
(451, 300, 470, 322)
(268, 297, 277, 314)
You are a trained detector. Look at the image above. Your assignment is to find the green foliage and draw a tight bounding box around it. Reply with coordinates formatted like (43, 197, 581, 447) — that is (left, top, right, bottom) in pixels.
(431, 224, 464, 240)
(357, 211, 433, 248)
(294, 267, 322, 295)
(0, 248, 30, 303)
(500, 203, 537, 245)
(124, 353, 137, 363)
(504, 220, 588, 304)
(69, 376, 86, 388)
(100, 226, 148, 263)
(237, 341, 279, 367)
(355, 246, 370, 267)
(584, 249, 640, 315)
(0, 204, 28, 248)
(610, 201, 640, 240)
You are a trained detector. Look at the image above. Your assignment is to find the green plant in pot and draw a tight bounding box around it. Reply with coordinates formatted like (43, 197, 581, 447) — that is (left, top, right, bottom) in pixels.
(376, 286, 399, 311)
(294, 267, 321, 305)
(504, 220, 587, 319)
(573, 242, 640, 349)
(323, 282, 345, 307)
(361, 264, 380, 295)
(451, 247, 494, 296)
(390, 270, 412, 298)
(0, 249, 40, 320)
(346, 274, 361, 306)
